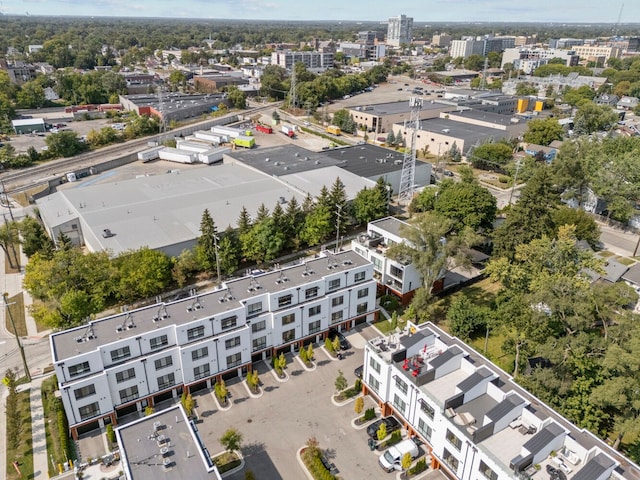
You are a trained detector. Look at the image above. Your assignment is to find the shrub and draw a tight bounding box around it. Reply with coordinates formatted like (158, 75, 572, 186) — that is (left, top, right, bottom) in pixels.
(300, 346, 308, 363)
(215, 380, 228, 403)
(363, 408, 376, 421)
(354, 397, 364, 415)
(325, 337, 334, 353)
(410, 458, 428, 475)
(498, 175, 510, 184)
(106, 424, 116, 445)
(58, 409, 71, 459)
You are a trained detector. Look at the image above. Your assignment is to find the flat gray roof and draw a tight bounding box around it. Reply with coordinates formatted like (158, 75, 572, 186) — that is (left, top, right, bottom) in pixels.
(280, 166, 375, 200)
(227, 144, 343, 176)
(369, 216, 410, 238)
(50, 250, 369, 361)
(349, 100, 453, 116)
(122, 93, 225, 111)
(323, 144, 427, 179)
(410, 118, 515, 153)
(117, 405, 220, 480)
(37, 163, 306, 256)
(447, 109, 521, 127)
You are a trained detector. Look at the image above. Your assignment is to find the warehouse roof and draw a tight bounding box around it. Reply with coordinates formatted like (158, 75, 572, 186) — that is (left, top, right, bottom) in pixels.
(227, 144, 342, 176)
(349, 99, 453, 116)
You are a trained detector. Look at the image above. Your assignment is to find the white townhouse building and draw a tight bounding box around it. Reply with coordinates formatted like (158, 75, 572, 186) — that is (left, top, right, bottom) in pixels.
(362, 322, 638, 480)
(50, 250, 377, 439)
(351, 217, 432, 304)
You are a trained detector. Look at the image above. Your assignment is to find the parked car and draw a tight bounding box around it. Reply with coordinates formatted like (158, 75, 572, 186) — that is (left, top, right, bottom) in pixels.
(367, 416, 401, 439)
(328, 328, 351, 350)
(354, 365, 363, 378)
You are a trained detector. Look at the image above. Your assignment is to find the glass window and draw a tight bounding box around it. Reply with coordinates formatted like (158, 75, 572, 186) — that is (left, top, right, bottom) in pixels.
(74, 384, 96, 400)
(357, 287, 369, 298)
(305, 287, 319, 299)
(368, 374, 380, 393)
(221, 316, 237, 330)
(68, 361, 90, 377)
(150, 335, 168, 350)
(157, 373, 175, 390)
(328, 279, 341, 290)
(251, 319, 266, 332)
(395, 376, 408, 394)
(331, 296, 344, 307)
(252, 336, 267, 352)
(393, 394, 406, 414)
(282, 328, 295, 342)
(154, 356, 173, 370)
(193, 364, 210, 380)
(187, 325, 205, 341)
(282, 313, 295, 326)
(372, 257, 383, 270)
(308, 320, 321, 335)
(308, 305, 321, 316)
(119, 386, 139, 403)
(79, 402, 100, 421)
(420, 400, 435, 419)
(331, 310, 343, 323)
(369, 357, 381, 373)
(226, 353, 242, 368)
(116, 368, 136, 383)
(390, 264, 404, 279)
(225, 336, 241, 349)
(357, 302, 368, 314)
(417, 418, 432, 441)
(247, 302, 262, 317)
(278, 294, 293, 308)
(191, 347, 208, 361)
(110, 346, 131, 362)
(479, 461, 498, 480)
(443, 449, 459, 473)
(354, 271, 366, 282)
(446, 429, 462, 451)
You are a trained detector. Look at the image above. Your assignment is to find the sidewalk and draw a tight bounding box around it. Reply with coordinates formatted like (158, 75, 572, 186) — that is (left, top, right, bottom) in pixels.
(29, 376, 49, 480)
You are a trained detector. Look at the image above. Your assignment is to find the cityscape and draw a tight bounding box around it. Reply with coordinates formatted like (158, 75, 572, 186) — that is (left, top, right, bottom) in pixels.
(1, 7, 640, 480)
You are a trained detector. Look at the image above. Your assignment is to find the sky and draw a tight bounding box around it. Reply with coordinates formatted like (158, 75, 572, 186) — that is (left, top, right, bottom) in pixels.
(0, 0, 634, 23)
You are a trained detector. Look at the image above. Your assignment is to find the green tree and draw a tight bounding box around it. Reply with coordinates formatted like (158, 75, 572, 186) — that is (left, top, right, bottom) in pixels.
(114, 247, 173, 302)
(196, 209, 219, 275)
(171, 248, 199, 287)
(469, 142, 513, 169)
(246, 369, 260, 393)
(552, 206, 600, 248)
(16, 81, 46, 108)
(300, 205, 332, 246)
(563, 85, 595, 106)
(220, 428, 243, 452)
(354, 396, 364, 416)
(401, 452, 413, 478)
(515, 83, 538, 96)
(226, 85, 247, 109)
(240, 218, 285, 264)
(335, 369, 347, 393)
(237, 206, 252, 236)
(573, 103, 619, 135)
(215, 379, 228, 403)
(523, 118, 564, 146)
(45, 131, 87, 158)
(352, 185, 388, 225)
(446, 296, 488, 340)
(218, 231, 240, 276)
(377, 423, 388, 441)
(19, 216, 54, 259)
(434, 180, 497, 232)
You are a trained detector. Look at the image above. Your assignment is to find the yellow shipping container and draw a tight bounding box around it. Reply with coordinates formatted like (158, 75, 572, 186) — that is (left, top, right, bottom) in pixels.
(517, 98, 529, 113)
(534, 101, 544, 112)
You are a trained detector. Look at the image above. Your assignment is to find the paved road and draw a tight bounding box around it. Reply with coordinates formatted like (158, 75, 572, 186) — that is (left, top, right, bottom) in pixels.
(598, 221, 639, 257)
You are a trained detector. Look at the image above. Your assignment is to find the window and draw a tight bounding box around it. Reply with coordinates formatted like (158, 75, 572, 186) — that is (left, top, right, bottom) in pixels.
(282, 313, 295, 326)
(390, 265, 404, 279)
(308, 320, 321, 335)
(368, 374, 380, 393)
(393, 394, 407, 414)
(157, 373, 175, 390)
(331, 296, 344, 307)
(357, 287, 369, 299)
(252, 336, 267, 352)
(225, 336, 241, 349)
(308, 305, 321, 317)
(278, 294, 293, 308)
(193, 364, 210, 380)
(116, 368, 136, 383)
(305, 287, 319, 299)
(119, 385, 139, 403)
(417, 418, 432, 441)
(150, 335, 168, 350)
(221, 316, 237, 330)
(369, 357, 381, 373)
(68, 361, 90, 378)
(247, 301, 262, 317)
(187, 325, 205, 341)
(74, 384, 96, 400)
(372, 257, 382, 270)
(331, 310, 343, 323)
(420, 400, 434, 419)
(443, 449, 459, 473)
(357, 302, 368, 314)
(354, 271, 366, 282)
(110, 346, 131, 362)
(79, 402, 100, 421)
(154, 356, 173, 370)
(328, 279, 341, 290)
(395, 376, 408, 394)
(252, 319, 266, 333)
(282, 329, 295, 342)
(191, 347, 208, 361)
(446, 429, 462, 451)
(226, 353, 242, 368)
(479, 461, 498, 480)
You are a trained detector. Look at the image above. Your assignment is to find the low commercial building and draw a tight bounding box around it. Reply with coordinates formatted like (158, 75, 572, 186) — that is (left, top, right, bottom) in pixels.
(362, 321, 639, 480)
(193, 75, 249, 93)
(51, 250, 377, 438)
(118, 92, 227, 123)
(11, 118, 46, 134)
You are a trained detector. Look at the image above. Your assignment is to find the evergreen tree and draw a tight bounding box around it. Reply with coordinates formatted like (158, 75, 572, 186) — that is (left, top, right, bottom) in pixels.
(284, 196, 304, 247)
(218, 229, 240, 275)
(56, 230, 73, 250)
(271, 202, 286, 233)
(196, 209, 218, 274)
(255, 203, 270, 223)
(302, 192, 315, 214)
(237, 206, 252, 235)
(329, 177, 349, 233)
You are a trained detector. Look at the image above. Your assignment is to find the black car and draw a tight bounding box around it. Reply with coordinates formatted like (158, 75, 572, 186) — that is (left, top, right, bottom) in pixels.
(367, 416, 401, 438)
(354, 365, 363, 378)
(328, 328, 351, 350)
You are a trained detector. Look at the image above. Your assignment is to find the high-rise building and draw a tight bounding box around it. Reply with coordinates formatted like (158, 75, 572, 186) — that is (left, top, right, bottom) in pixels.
(387, 14, 413, 47)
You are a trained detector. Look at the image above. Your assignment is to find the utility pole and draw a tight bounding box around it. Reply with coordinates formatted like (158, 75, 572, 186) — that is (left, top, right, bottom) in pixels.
(508, 160, 523, 206)
(1, 179, 14, 222)
(3, 292, 30, 381)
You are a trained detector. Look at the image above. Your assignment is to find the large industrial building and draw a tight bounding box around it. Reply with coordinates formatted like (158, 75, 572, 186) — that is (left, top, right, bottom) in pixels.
(363, 321, 640, 480)
(50, 249, 377, 438)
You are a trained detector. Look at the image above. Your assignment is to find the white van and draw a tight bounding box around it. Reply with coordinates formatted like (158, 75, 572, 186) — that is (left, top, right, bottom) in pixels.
(378, 438, 419, 472)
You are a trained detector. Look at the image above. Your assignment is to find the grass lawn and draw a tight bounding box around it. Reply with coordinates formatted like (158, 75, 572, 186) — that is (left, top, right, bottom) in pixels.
(6, 389, 33, 480)
(4, 248, 20, 274)
(598, 250, 615, 258)
(430, 277, 501, 323)
(615, 256, 637, 266)
(4, 292, 26, 337)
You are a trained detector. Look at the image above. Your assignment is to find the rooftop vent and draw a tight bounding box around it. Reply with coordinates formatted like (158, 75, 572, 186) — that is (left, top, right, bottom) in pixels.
(275, 270, 289, 284)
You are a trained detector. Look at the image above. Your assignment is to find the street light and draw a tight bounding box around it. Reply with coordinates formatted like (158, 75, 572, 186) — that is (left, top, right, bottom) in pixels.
(3, 292, 30, 382)
(213, 233, 221, 286)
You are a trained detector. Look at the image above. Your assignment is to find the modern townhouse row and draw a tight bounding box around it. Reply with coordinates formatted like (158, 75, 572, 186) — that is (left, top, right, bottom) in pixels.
(362, 322, 638, 480)
(50, 250, 377, 439)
